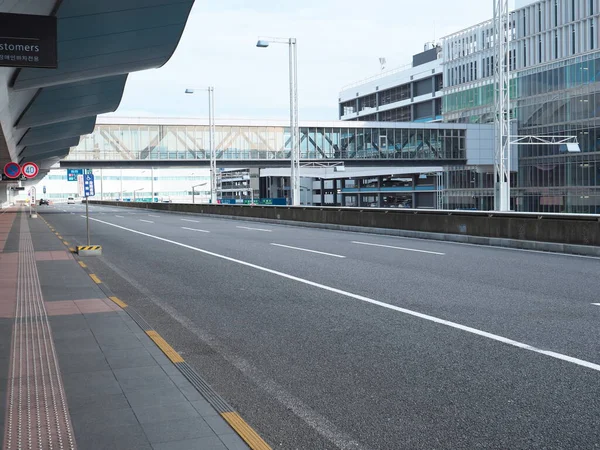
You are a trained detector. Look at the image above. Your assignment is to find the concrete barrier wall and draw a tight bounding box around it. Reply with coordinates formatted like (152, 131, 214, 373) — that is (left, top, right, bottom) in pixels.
(91, 201, 600, 248)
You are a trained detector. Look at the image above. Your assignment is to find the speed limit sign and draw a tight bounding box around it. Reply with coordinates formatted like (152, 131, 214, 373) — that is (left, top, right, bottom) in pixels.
(22, 162, 39, 179)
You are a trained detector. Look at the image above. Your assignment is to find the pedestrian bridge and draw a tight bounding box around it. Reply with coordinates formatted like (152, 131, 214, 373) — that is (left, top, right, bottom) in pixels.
(60, 116, 495, 168)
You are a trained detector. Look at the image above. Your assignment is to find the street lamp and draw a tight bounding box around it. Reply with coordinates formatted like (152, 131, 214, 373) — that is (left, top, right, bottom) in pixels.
(133, 187, 144, 202)
(256, 36, 300, 206)
(192, 182, 208, 204)
(185, 87, 217, 204)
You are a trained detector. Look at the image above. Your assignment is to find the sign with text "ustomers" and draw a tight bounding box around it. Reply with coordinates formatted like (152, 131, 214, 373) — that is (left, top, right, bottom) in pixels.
(0, 13, 57, 69)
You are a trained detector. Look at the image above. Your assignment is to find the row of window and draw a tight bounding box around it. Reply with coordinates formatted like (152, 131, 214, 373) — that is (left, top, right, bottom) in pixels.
(340, 75, 442, 117)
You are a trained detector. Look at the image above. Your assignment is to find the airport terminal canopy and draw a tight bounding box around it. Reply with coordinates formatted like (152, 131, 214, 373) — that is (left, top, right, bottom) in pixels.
(0, 0, 195, 183)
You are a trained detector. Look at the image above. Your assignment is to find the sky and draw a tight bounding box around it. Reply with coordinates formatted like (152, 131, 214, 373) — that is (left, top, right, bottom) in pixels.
(108, 0, 498, 122)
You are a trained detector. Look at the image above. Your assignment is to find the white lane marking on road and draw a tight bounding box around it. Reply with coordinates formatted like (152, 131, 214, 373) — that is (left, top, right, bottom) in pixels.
(115, 215, 124, 218)
(82, 216, 600, 374)
(181, 219, 199, 223)
(181, 227, 210, 233)
(62, 209, 67, 212)
(237, 226, 272, 232)
(140, 219, 154, 223)
(271, 243, 345, 258)
(352, 241, 445, 256)
(592, 303, 600, 306)
(148, 215, 160, 218)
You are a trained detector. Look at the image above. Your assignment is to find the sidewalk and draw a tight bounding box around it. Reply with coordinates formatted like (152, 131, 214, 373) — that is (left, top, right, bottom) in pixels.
(0, 208, 258, 450)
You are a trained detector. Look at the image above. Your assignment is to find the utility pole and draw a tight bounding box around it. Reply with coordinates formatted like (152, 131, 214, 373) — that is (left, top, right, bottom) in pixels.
(494, 0, 511, 211)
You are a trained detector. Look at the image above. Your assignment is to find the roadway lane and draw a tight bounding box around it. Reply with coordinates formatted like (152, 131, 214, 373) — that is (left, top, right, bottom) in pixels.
(55, 203, 600, 361)
(39, 204, 600, 449)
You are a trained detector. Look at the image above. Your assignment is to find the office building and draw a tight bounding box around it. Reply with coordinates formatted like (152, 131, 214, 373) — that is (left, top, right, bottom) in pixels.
(442, 0, 600, 213)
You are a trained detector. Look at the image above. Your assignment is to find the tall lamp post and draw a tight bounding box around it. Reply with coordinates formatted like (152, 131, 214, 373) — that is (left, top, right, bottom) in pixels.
(133, 187, 144, 203)
(256, 37, 300, 206)
(192, 182, 208, 204)
(185, 87, 217, 204)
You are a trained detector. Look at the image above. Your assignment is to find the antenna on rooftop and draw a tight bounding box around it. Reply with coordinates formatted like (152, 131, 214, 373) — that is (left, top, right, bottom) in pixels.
(379, 57, 386, 72)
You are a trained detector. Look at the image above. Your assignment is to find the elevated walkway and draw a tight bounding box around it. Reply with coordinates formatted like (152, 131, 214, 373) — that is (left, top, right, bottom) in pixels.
(0, 207, 260, 449)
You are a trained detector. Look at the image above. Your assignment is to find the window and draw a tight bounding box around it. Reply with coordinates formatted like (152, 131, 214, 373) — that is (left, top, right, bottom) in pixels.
(524, 41, 527, 67)
(572, 25, 576, 54)
(554, 0, 558, 27)
(592, 0, 595, 15)
(591, 20, 595, 50)
(555, 30, 559, 58)
(538, 4, 542, 31)
(572, 0, 576, 22)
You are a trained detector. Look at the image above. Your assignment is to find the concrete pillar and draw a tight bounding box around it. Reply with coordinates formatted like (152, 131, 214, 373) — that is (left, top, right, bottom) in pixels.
(332, 179, 338, 206)
(320, 179, 325, 205)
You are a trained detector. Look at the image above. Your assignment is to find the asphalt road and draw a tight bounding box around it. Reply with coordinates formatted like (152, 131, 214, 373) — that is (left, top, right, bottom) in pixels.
(41, 203, 600, 450)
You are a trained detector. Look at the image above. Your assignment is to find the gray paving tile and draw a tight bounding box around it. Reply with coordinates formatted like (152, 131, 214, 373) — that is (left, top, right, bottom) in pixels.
(49, 315, 90, 331)
(204, 415, 237, 436)
(190, 399, 220, 417)
(68, 392, 130, 413)
(99, 338, 146, 352)
(152, 435, 228, 450)
(62, 370, 122, 397)
(145, 347, 172, 365)
(103, 347, 157, 370)
(125, 386, 188, 409)
(141, 416, 214, 444)
(219, 433, 251, 450)
(73, 423, 152, 450)
(159, 362, 181, 377)
(54, 336, 102, 355)
(93, 324, 137, 337)
(166, 373, 189, 388)
(113, 366, 176, 393)
(133, 401, 199, 424)
(57, 352, 110, 374)
(71, 406, 139, 434)
(51, 328, 95, 341)
(177, 382, 205, 403)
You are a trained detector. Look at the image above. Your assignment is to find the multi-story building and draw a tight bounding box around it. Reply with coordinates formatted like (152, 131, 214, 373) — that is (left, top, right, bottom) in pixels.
(442, 0, 600, 213)
(338, 45, 444, 123)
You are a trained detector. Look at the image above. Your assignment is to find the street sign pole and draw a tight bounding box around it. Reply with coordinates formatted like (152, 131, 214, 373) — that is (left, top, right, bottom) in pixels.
(29, 186, 37, 218)
(77, 172, 101, 256)
(86, 196, 90, 246)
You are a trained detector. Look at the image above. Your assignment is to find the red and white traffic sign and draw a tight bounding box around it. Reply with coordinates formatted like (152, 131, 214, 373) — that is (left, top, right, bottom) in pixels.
(21, 162, 39, 179)
(3, 162, 21, 179)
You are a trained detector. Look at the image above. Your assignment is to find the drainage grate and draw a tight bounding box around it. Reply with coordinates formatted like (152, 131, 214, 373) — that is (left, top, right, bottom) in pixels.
(3, 216, 76, 450)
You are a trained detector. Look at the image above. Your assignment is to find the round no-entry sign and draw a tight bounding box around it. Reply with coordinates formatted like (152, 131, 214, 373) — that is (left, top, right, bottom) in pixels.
(3, 162, 21, 179)
(22, 162, 39, 179)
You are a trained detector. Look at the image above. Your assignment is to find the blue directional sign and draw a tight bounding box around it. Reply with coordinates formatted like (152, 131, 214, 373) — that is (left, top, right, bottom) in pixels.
(83, 174, 95, 197)
(67, 168, 83, 181)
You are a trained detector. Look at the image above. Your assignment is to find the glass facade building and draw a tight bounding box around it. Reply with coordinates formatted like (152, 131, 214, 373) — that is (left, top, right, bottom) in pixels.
(442, 0, 600, 213)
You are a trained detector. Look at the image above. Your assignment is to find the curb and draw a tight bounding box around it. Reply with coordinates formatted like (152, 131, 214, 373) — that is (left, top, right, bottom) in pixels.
(39, 214, 272, 450)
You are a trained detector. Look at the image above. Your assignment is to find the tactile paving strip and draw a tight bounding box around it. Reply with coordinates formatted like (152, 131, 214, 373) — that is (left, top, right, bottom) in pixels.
(3, 215, 76, 450)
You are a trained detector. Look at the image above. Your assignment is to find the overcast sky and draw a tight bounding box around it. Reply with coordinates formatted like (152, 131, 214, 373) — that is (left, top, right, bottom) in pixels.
(109, 0, 498, 121)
